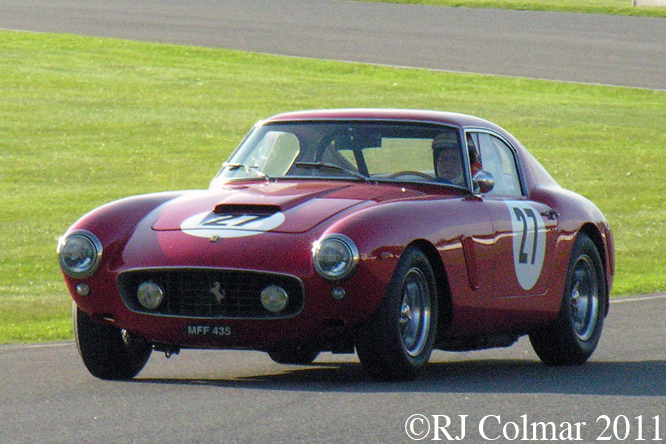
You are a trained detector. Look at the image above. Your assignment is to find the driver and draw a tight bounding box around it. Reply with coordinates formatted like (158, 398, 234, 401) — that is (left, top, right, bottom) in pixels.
(432, 132, 464, 186)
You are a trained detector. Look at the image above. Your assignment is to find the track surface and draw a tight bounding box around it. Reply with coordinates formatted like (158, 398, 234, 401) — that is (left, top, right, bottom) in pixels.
(1, 0, 665, 89)
(1, 296, 666, 444)
(1, 1, 666, 443)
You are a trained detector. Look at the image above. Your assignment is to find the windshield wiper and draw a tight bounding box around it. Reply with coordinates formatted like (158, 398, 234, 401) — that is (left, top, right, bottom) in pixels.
(294, 162, 368, 181)
(223, 163, 272, 181)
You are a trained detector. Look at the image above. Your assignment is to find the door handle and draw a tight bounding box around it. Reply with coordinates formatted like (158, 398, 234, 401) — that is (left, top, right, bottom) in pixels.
(541, 209, 560, 220)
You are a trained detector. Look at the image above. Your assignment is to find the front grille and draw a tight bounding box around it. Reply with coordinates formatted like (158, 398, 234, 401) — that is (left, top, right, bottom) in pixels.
(117, 268, 304, 319)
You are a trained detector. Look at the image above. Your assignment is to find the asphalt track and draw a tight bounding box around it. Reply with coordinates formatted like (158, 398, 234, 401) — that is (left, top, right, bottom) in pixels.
(1, 1, 666, 443)
(1, 0, 666, 90)
(1, 296, 666, 444)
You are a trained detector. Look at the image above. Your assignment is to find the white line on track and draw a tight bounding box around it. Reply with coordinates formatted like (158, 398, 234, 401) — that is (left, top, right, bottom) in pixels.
(0, 342, 73, 351)
(610, 293, 666, 304)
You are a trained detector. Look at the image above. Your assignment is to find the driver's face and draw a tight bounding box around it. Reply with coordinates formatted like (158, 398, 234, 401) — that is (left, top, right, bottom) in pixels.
(435, 148, 462, 180)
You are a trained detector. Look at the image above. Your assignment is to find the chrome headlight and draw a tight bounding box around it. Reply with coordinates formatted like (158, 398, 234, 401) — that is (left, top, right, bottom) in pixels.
(313, 234, 359, 281)
(57, 230, 103, 279)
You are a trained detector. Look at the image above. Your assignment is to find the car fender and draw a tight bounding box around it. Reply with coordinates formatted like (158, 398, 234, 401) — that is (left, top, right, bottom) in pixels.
(318, 195, 479, 316)
(63, 191, 186, 314)
(531, 185, 614, 302)
(66, 191, 187, 246)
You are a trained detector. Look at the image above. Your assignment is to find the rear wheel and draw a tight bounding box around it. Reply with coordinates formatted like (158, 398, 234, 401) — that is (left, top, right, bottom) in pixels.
(529, 233, 607, 365)
(74, 305, 152, 380)
(355, 247, 438, 381)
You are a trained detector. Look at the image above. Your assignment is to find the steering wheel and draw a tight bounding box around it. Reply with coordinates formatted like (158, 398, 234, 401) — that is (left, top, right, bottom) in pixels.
(387, 171, 434, 180)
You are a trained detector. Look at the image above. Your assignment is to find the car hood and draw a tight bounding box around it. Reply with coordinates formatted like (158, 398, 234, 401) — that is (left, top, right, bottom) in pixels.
(152, 181, 425, 236)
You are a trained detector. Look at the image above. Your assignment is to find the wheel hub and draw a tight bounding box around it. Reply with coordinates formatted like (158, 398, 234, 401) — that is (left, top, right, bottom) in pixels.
(399, 268, 431, 357)
(569, 255, 599, 341)
(400, 303, 413, 324)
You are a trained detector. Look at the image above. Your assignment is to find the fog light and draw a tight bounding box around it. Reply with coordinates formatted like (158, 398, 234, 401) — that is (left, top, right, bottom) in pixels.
(137, 281, 164, 310)
(76, 283, 90, 296)
(261, 285, 288, 313)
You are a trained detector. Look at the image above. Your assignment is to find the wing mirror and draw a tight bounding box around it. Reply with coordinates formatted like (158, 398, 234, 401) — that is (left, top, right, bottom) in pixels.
(473, 170, 495, 194)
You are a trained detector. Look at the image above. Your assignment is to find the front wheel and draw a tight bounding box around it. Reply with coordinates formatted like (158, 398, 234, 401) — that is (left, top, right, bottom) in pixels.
(355, 247, 438, 381)
(529, 233, 607, 365)
(74, 305, 152, 380)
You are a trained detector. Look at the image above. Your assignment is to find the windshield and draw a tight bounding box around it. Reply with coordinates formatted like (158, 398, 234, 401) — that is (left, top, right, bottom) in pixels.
(210, 121, 468, 188)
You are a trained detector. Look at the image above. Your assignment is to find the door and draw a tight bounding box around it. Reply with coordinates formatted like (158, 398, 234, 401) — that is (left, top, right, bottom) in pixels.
(468, 131, 559, 328)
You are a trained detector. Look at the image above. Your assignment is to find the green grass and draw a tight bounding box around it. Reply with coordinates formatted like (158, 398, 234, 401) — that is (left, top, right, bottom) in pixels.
(1, 30, 665, 343)
(351, 0, 666, 17)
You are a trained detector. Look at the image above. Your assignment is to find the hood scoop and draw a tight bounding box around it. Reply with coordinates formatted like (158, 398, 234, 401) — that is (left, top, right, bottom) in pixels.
(213, 203, 281, 215)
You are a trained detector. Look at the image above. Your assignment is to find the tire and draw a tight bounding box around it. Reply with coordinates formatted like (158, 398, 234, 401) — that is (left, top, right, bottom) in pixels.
(355, 247, 438, 381)
(529, 233, 607, 366)
(74, 305, 152, 380)
(267, 346, 320, 365)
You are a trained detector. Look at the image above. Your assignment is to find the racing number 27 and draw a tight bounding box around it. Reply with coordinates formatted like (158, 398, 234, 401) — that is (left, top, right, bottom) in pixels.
(513, 207, 538, 265)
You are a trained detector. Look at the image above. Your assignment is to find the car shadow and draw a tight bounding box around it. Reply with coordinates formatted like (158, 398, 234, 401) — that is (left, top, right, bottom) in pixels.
(133, 358, 666, 397)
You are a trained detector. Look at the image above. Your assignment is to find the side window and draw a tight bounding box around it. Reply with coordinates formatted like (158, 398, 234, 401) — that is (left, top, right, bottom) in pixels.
(477, 133, 522, 196)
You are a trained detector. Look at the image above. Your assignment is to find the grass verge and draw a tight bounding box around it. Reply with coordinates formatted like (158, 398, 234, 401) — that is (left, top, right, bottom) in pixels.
(1, 30, 664, 343)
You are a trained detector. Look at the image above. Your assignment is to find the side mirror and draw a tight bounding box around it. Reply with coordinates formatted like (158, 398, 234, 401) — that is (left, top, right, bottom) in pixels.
(473, 171, 495, 194)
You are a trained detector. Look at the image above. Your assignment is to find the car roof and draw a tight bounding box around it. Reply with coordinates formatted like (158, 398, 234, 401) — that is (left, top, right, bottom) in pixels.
(261, 109, 501, 130)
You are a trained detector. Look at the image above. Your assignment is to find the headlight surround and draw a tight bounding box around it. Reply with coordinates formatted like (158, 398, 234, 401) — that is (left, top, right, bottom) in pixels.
(57, 230, 103, 279)
(313, 234, 359, 281)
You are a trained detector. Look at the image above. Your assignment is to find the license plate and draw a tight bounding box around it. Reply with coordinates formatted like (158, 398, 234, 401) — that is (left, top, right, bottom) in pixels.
(186, 325, 231, 337)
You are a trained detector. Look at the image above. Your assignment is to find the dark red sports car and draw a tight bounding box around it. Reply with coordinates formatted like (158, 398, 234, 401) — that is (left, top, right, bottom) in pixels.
(58, 109, 614, 381)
